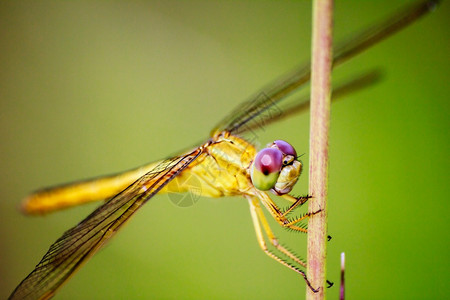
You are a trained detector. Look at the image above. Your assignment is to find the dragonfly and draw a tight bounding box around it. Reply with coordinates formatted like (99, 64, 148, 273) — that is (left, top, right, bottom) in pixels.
(9, 1, 437, 299)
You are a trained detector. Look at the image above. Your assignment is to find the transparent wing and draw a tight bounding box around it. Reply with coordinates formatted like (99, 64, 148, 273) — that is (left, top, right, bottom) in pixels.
(242, 70, 383, 133)
(8, 149, 202, 300)
(211, 0, 437, 136)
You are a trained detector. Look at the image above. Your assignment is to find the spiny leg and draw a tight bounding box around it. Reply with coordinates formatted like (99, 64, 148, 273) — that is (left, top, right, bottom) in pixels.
(251, 197, 306, 268)
(259, 192, 321, 233)
(281, 194, 332, 241)
(247, 196, 318, 292)
(280, 194, 311, 216)
(280, 193, 300, 203)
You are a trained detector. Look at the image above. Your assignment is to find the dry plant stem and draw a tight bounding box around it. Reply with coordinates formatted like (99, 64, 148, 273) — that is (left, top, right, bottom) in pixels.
(340, 252, 345, 300)
(306, 0, 333, 299)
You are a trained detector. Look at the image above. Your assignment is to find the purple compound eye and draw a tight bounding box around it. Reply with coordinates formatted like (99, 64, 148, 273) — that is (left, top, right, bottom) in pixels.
(273, 140, 297, 157)
(251, 148, 283, 191)
(254, 148, 283, 175)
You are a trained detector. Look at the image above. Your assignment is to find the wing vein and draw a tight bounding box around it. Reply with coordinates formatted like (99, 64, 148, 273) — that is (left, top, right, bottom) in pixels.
(9, 148, 202, 300)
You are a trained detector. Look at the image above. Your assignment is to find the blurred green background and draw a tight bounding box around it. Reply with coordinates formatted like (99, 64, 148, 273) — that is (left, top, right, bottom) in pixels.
(1, 1, 448, 299)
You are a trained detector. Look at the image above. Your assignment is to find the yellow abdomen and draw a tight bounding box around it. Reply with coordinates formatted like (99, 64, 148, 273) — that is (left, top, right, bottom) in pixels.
(22, 134, 258, 215)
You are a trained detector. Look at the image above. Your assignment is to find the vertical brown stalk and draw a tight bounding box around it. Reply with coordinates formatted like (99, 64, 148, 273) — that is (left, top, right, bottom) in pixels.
(306, 0, 333, 299)
(340, 252, 345, 300)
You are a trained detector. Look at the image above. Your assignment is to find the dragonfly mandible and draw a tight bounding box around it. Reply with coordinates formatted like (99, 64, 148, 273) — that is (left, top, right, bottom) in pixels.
(9, 1, 437, 299)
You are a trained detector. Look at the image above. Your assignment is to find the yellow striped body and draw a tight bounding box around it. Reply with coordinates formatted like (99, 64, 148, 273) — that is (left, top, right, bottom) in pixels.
(22, 134, 258, 215)
(22, 162, 160, 214)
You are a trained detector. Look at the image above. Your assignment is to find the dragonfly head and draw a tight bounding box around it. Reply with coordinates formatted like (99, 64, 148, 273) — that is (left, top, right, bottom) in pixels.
(250, 140, 302, 195)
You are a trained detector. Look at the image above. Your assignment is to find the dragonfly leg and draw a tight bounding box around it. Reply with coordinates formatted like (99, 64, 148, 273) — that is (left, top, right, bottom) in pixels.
(282, 195, 332, 240)
(280, 194, 311, 216)
(248, 196, 307, 267)
(283, 208, 322, 229)
(279, 194, 296, 203)
(247, 196, 318, 292)
(259, 192, 322, 233)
